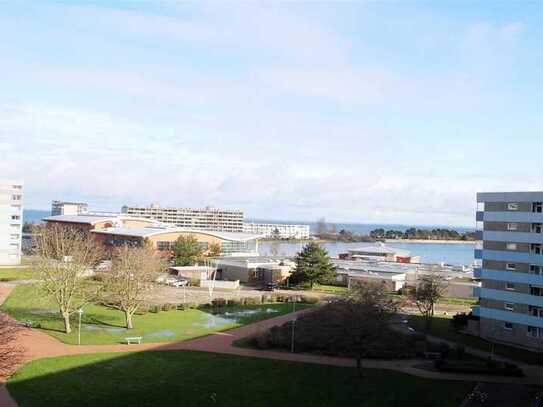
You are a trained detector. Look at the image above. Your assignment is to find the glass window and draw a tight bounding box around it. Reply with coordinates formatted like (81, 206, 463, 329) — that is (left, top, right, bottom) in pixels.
(506, 243, 517, 251)
(507, 223, 518, 231)
(504, 303, 514, 311)
(504, 322, 513, 330)
(508, 203, 519, 211)
(506, 263, 516, 271)
(505, 282, 515, 290)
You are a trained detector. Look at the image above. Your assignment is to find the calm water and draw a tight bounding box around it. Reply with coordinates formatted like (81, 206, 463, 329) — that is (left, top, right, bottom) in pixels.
(259, 241, 475, 266)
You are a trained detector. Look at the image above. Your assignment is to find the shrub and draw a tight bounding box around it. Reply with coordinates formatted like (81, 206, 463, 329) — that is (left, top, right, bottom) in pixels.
(300, 295, 319, 304)
(186, 302, 199, 309)
(149, 305, 161, 313)
(176, 304, 187, 311)
(244, 296, 262, 305)
(135, 305, 149, 315)
(162, 303, 175, 311)
(451, 313, 469, 330)
(91, 272, 108, 282)
(228, 298, 241, 306)
(212, 298, 227, 308)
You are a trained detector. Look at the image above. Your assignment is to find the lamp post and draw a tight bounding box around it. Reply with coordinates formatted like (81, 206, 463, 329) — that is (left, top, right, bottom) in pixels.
(290, 317, 296, 353)
(77, 308, 84, 346)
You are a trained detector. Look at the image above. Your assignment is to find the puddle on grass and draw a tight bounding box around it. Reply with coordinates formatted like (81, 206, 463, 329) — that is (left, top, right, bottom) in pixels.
(83, 324, 127, 334)
(29, 309, 58, 315)
(220, 308, 279, 318)
(193, 314, 235, 329)
(146, 330, 175, 338)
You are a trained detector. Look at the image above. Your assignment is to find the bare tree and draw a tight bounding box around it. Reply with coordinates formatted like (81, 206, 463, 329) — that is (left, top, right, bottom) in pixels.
(409, 271, 448, 331)
(34, 224, 103, 334)
(324, 282, 400, 377)
(0, 314, 23, 378)
(106, 245, 164, 329)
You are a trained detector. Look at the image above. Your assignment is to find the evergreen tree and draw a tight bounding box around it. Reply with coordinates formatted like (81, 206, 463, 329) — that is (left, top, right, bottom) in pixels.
(291, 242, 336, 288)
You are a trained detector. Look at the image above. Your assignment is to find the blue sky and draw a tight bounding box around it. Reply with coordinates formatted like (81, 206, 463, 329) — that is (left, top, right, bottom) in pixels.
(1, 1, 542, 226)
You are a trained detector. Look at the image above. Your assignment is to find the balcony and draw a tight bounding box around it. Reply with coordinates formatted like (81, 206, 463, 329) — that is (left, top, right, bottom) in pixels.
(474, 249, 483, 259)
(473, 267, 482, 279)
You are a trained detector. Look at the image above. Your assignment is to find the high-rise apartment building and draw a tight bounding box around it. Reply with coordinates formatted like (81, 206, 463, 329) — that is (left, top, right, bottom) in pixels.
(121, 204, 244, 232)
(0, 181, 23, 265)
(473, 191, 543, 350)
(243, 223, 310, 239)
(51, 200, 88, 216)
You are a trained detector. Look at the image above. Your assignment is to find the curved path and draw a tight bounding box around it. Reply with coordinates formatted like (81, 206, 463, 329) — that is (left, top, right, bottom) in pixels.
(1, 282, 542, 406)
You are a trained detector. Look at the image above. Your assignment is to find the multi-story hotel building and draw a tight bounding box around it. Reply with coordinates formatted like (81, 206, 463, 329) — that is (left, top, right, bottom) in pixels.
(473, 191, 543, 350)
(51, 200, 89, 216)
(0, 181, 23, 265)
(121, 204, 244, 232)
(243, 223, 310, 239)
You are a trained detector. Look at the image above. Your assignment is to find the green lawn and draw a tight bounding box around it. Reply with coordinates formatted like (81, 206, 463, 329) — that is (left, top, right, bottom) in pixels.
(8, 351, 473, 407)
(1, 284, 308, 345)
(0, 268, 37, 281)
(409, 314, 540, 365)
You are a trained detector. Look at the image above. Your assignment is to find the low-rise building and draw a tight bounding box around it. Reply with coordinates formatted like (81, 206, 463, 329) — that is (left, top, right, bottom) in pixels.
(0, 181, 23, 265)
(213, 256, 294, 285)
(243, 223, 310, 239)
(339, 242, 421, 263)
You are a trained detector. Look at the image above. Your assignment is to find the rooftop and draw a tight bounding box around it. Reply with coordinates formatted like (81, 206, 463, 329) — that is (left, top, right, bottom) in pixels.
(347, 242, 411, 257)
(92, 227, 263, 242)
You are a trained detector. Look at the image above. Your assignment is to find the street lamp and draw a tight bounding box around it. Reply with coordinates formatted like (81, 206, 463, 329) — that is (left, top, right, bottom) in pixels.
(77, 308, 84, 345)
(290, 316, 296, 353)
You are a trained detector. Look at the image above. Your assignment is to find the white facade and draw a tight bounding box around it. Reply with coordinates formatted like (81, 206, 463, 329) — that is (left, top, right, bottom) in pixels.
(51, 200, 88, 216)
(243, 223, 310, 239)
(0, 181, 23, 265)
(121, 204, 244, 232)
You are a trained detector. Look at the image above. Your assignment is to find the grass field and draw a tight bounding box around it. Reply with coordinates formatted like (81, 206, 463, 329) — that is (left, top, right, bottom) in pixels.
(409, 314, 540, 364)
(0, 268, 37, 281)
(8, 351, 473, 407)
(312, 284, 349, 294)
(1, 284, 308, 345)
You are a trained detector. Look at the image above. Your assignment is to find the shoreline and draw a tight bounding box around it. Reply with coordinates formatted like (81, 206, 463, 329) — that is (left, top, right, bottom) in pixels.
(384, 239, 476, 245)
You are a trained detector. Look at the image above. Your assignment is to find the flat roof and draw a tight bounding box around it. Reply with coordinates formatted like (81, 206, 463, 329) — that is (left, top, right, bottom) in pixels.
(92, 227, 263, 242)
(477, 191, 543, 202)
(348, 243, 410, 257)
(43, 214, 158, 225)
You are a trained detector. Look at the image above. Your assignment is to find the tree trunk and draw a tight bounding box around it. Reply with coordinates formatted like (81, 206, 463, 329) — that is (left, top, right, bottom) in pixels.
(62, 311, 71, 334)
(356, 357, 364, 378)
(125, 311, 134, 329)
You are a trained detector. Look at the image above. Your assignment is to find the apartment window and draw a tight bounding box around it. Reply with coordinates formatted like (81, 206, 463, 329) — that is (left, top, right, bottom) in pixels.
(11, 215, 20, 221)
(531, 265, 543, 275)
(12, 185, 22, 189)
(530, 306, 543, 318)
(507, 223, 519, 231)
(530, 285, 543, 296)
(532, 244, 543, 255)
(508, 203, 519, 211)
(533, 223, 543, 234)
(505, 282, 515, 291)
(528, 326, 543, 338)
(504, 302, 514, 311)
(506, 243, 518, 251)
(506, 263, 516, 271)
(11, 195, 21, 201)
(533, 202, 543, 213)
(10, 234, 19, 240)
(504, 322, 513, 331)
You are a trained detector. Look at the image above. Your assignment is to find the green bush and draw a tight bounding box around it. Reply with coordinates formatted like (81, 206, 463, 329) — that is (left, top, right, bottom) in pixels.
(176, 304, 187, 311)
(149, 305, 161, 313)
(162, 303, 175, 311)
(300, 295, 319, 304)
(243, 296, 262, 305)
(228, 298, 241, 306)
(212, 298, 227, 308)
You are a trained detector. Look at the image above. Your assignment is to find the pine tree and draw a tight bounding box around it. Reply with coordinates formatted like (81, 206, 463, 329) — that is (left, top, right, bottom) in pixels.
(291, 242, 336, 288)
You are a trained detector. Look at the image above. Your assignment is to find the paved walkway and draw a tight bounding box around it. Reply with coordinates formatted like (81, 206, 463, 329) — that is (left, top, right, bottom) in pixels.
(1, 282, 542, 407)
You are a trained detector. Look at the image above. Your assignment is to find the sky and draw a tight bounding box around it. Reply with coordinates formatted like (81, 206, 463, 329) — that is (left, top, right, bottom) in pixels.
(2, 1, 543, 227)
